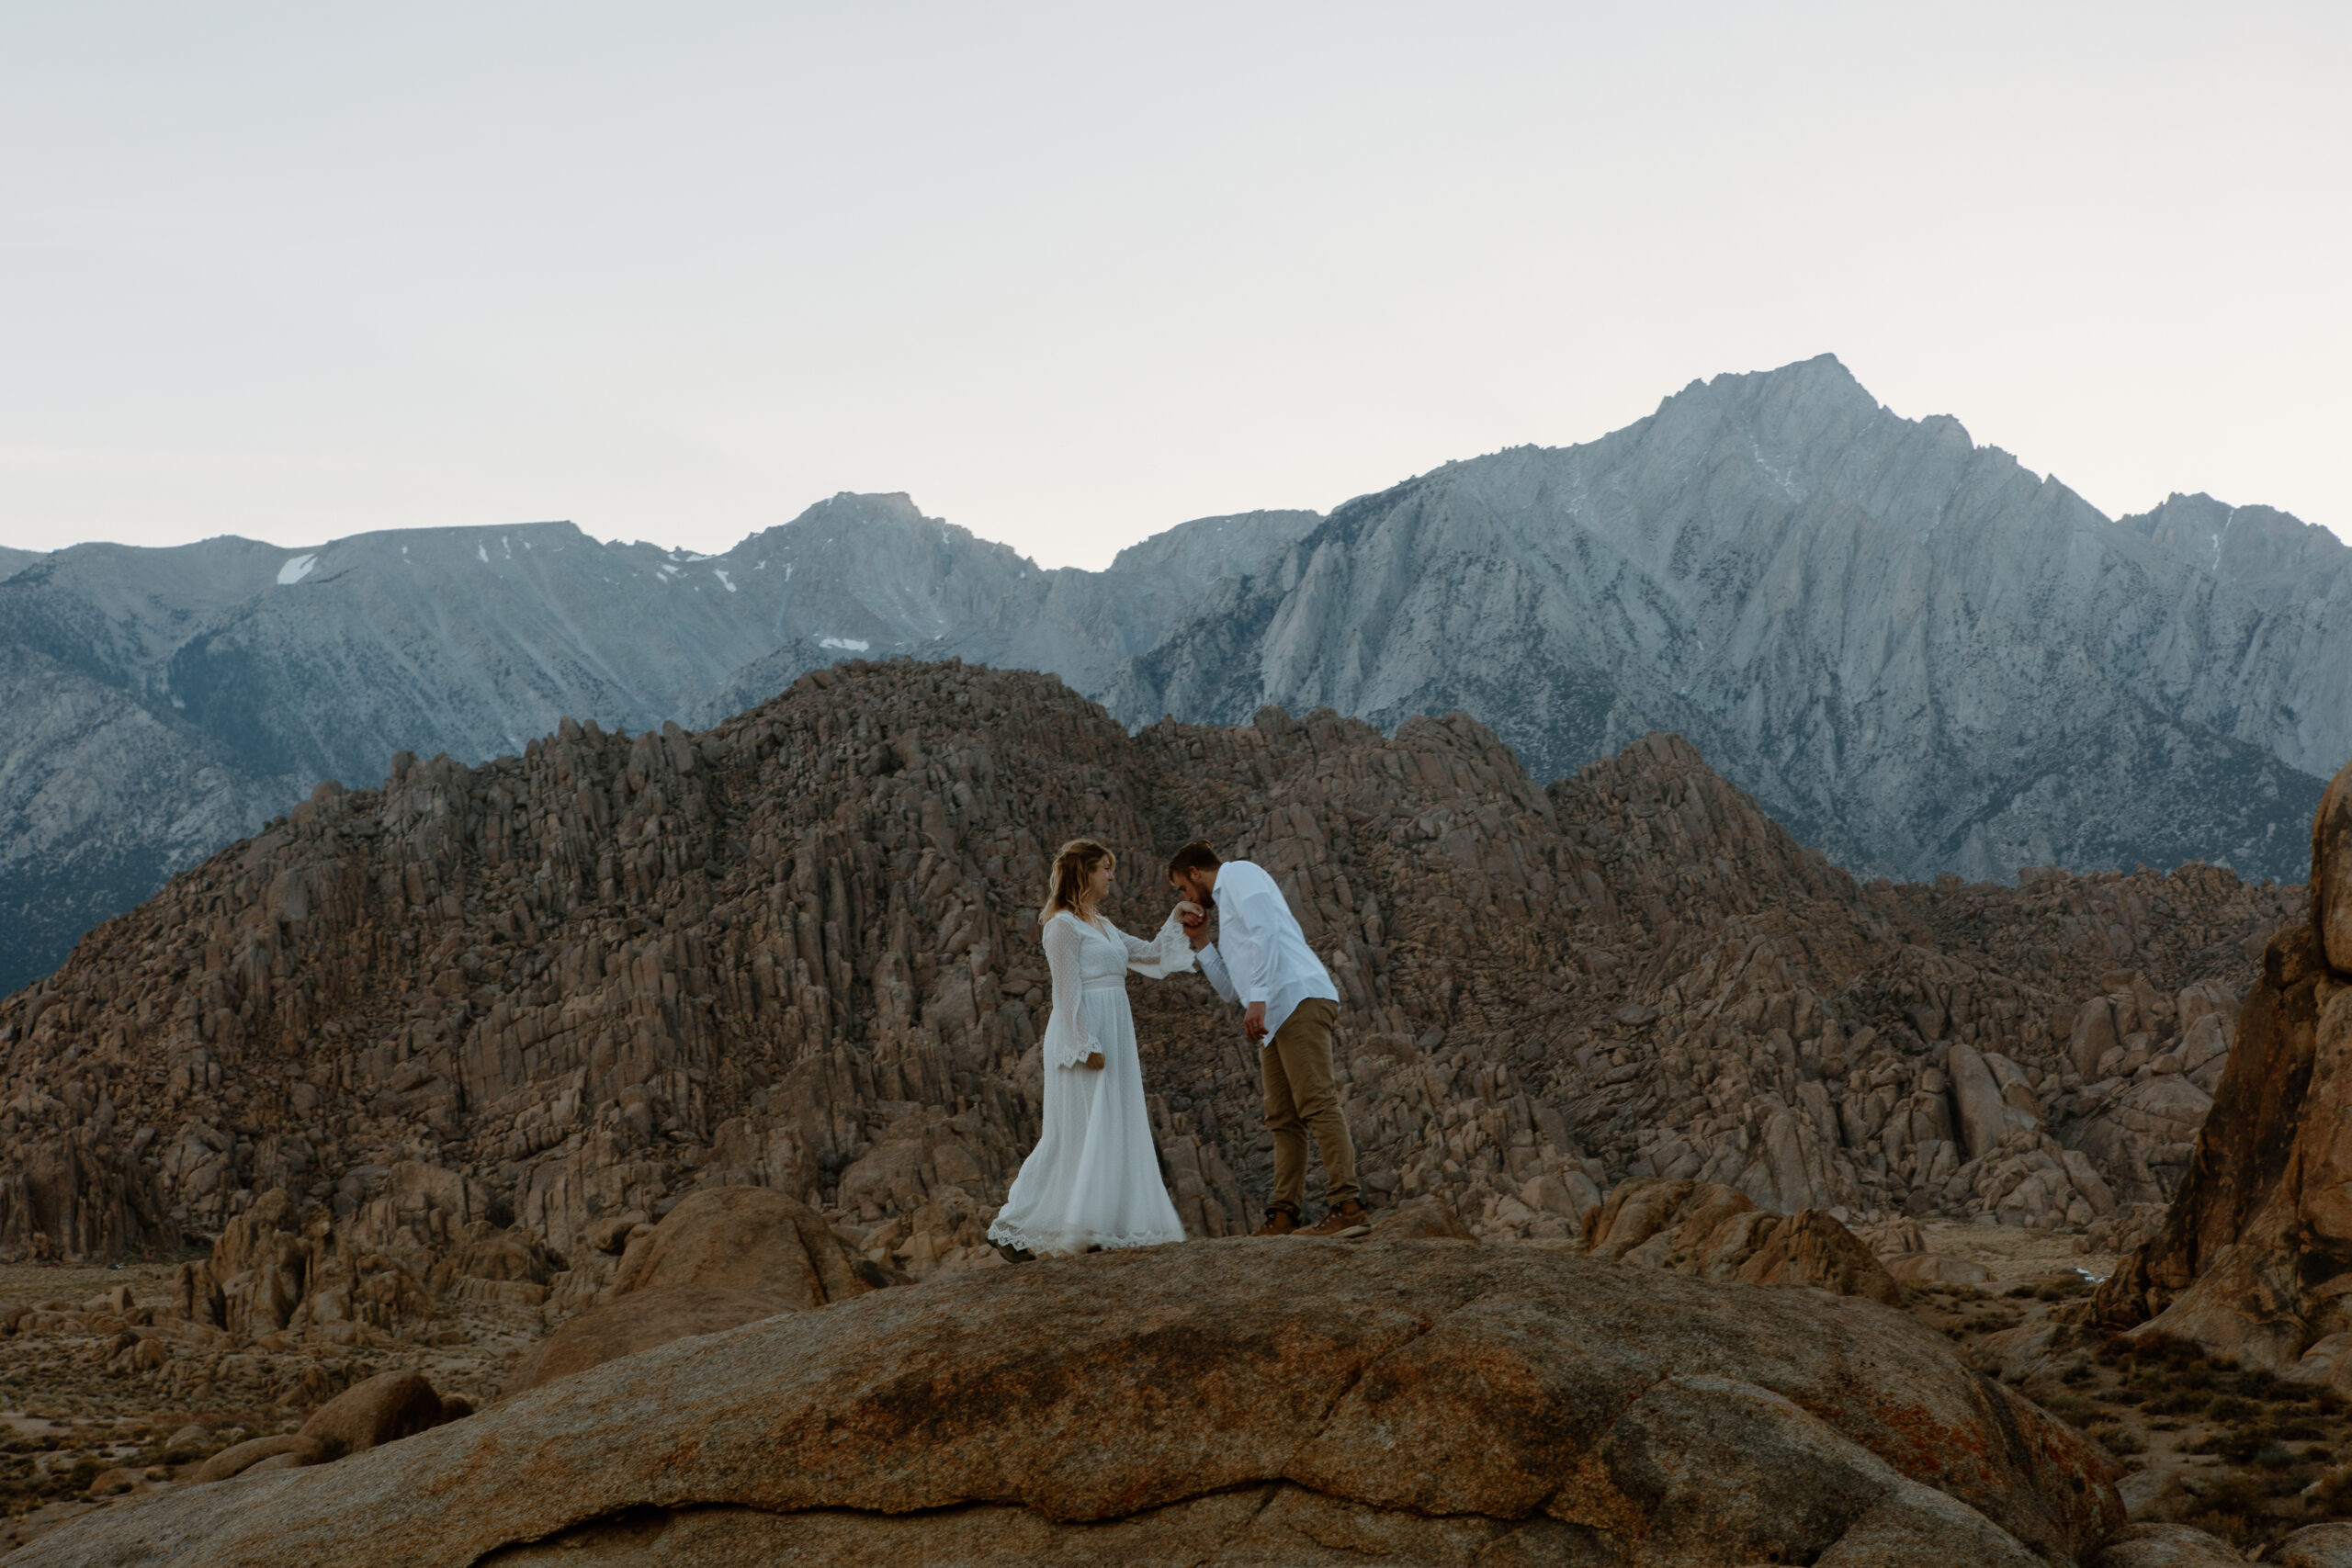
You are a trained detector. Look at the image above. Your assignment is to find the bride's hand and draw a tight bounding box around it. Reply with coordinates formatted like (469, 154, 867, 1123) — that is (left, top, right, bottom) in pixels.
(1082, 1051, 1105, 1071)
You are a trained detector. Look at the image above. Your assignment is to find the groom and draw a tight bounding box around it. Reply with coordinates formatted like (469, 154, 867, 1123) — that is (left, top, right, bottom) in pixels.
(1167, 840, 1369, 1239)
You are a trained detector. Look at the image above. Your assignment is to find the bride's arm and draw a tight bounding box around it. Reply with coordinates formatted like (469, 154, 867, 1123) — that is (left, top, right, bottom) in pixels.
(1112, 911, 1198, 979)
(1041, 916, 1102, 1068)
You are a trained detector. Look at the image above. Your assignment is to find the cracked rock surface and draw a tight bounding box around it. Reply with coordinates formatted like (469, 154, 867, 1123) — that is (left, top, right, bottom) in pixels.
(4, 1240, 2124, 1568)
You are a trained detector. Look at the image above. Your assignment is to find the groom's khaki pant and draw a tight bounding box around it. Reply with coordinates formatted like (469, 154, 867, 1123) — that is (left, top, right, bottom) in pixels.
(1261, 998, 1359, 1214)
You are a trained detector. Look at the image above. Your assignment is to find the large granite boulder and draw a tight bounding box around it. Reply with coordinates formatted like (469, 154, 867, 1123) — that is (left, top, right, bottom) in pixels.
(14, 1239, 2121, 1567)
(606, 1185, 869, 1308)
(2094, 757, 2352, 1368)
(508, 1185, 873, 1393)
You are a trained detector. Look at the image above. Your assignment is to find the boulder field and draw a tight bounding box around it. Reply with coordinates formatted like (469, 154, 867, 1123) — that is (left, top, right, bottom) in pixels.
(0, 661, 2294, 1331)
(10, 1239, 2124, 1568)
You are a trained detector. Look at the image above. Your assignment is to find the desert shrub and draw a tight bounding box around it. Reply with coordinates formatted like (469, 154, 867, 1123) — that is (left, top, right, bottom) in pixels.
(2181, 1473, 2267, 1547)
(2307, 1465, 2352, 1516)
(2041, 1393, 2092, 1426)
(2234, 1369, 2283, 1401)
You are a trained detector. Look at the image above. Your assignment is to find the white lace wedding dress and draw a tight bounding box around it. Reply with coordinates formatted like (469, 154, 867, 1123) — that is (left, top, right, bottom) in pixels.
(987, 908, 1195, 1257)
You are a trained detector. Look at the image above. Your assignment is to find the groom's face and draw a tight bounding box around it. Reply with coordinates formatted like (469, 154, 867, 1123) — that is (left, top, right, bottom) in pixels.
(1170, 867, 1213, 906)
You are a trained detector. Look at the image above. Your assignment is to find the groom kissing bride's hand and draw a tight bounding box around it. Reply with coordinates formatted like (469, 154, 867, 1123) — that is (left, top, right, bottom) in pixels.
(1174, 898, 1261, 1039)
(1166, 840, 1369, 1238)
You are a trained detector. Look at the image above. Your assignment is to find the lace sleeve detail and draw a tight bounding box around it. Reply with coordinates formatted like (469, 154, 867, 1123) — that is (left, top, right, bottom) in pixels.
(1112, 912, 1198, 979)
(1041, 913, 1098, 1068)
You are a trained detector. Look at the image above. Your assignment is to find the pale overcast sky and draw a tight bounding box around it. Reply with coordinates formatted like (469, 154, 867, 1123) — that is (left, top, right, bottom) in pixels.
(3, 4, 2346, 567)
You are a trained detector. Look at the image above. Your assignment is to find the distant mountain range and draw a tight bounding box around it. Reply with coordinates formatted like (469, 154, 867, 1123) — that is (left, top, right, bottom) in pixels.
(3, 354, 2344, 994)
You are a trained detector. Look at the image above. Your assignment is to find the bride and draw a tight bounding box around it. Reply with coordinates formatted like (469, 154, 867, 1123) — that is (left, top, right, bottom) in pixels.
(988, 839, 1195, 1259)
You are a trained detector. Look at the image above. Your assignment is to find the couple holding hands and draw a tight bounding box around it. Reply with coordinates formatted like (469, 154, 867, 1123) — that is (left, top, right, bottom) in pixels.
(987, 838, 1370, 1260)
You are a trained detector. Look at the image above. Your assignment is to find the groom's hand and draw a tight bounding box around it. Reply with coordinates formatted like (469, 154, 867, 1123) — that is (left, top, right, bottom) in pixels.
(1244, 1002, 1267, 1044)
(1175, 900, 1209, 951)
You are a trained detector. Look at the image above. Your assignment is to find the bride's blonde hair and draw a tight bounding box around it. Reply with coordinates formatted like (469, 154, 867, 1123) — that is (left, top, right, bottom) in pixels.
(1042, 839, 1114, 923)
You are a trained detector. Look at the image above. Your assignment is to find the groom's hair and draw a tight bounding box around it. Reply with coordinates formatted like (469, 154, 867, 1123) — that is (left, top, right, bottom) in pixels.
(1165, 840, 1221, 882)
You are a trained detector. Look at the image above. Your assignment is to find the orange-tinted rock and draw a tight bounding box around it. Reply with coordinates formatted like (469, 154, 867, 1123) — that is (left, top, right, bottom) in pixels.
(188, 1434, 336, 1484)
(299, 1369, 451, 1456)
(2312, 759, 2352, 972)
(607, 1186, 867, 1310)
(14, 1241, 2122, 1567)
(506, 1284, 790, 1393)
(2090, 926, 2348, 1366)
(2093, 1521, 2251, 1565)
(2275, 1521, 2352, 1568)
(1882, 1251, 1993, 1288)
(1584, 1179, 1904, 1305)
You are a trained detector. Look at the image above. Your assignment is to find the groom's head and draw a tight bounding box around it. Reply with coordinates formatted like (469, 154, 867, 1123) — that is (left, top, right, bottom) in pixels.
(1166, 840, 1221, 905)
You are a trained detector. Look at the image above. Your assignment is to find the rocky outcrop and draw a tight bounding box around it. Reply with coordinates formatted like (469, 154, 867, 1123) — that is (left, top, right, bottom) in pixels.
(2275, 1522, 2352, 1566)
(2093, 758, 2352, 1371)
(180, 1368, 461, 1485)
(1532, 735, 2296, 1235)
(2094, 1522, 2251, 1565)
(9, 1240, 2124, 1567)
(606, 1185, 869, 1305)
(0, 664, 2294, 1327)
(507, 1184, 872, 1392)
(1582, 1178, 1905, 1305)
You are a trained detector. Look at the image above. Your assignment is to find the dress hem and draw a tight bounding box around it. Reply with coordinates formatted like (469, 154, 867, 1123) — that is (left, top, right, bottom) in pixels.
(986, 1220, 1184, 1257)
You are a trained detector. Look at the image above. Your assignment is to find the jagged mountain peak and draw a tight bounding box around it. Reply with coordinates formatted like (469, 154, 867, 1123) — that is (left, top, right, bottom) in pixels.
(1102, 359, 2340, 889)
(5, 355, 2346, 1000)
(2121, 491, 2350, 610)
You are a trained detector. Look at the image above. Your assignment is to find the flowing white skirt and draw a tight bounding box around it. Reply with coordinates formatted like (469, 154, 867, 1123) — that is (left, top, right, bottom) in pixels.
(989, 980, 1186, 1256)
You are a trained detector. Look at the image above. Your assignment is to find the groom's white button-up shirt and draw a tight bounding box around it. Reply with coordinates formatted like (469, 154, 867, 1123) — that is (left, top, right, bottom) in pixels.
(1195, 859, 1340, 1043)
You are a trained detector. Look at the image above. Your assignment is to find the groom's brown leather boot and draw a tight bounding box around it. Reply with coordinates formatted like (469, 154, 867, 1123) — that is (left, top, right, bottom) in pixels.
(1252, 1208, 1298, 1236)
(1297, 1201, 1371, 1238)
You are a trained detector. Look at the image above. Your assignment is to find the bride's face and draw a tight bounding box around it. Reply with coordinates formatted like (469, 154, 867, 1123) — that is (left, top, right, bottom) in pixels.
(1089, 861, 1115, 903)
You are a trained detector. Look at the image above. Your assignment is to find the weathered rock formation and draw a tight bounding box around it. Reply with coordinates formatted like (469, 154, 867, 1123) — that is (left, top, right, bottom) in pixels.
(8, 1240, 2125, 1567)
(1581, 1178, 1905, 1306)
(0, 660, 2299, 1367)
(508, 1184, 873, 1392)
(179, 1368, 462, 1486)
(2093, 759, 2352, 1372)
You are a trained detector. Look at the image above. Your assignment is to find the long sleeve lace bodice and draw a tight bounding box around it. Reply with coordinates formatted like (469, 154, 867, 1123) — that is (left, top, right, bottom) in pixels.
(1039, 909, 1196, 1068)
(991, 910, 1193, 1257)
